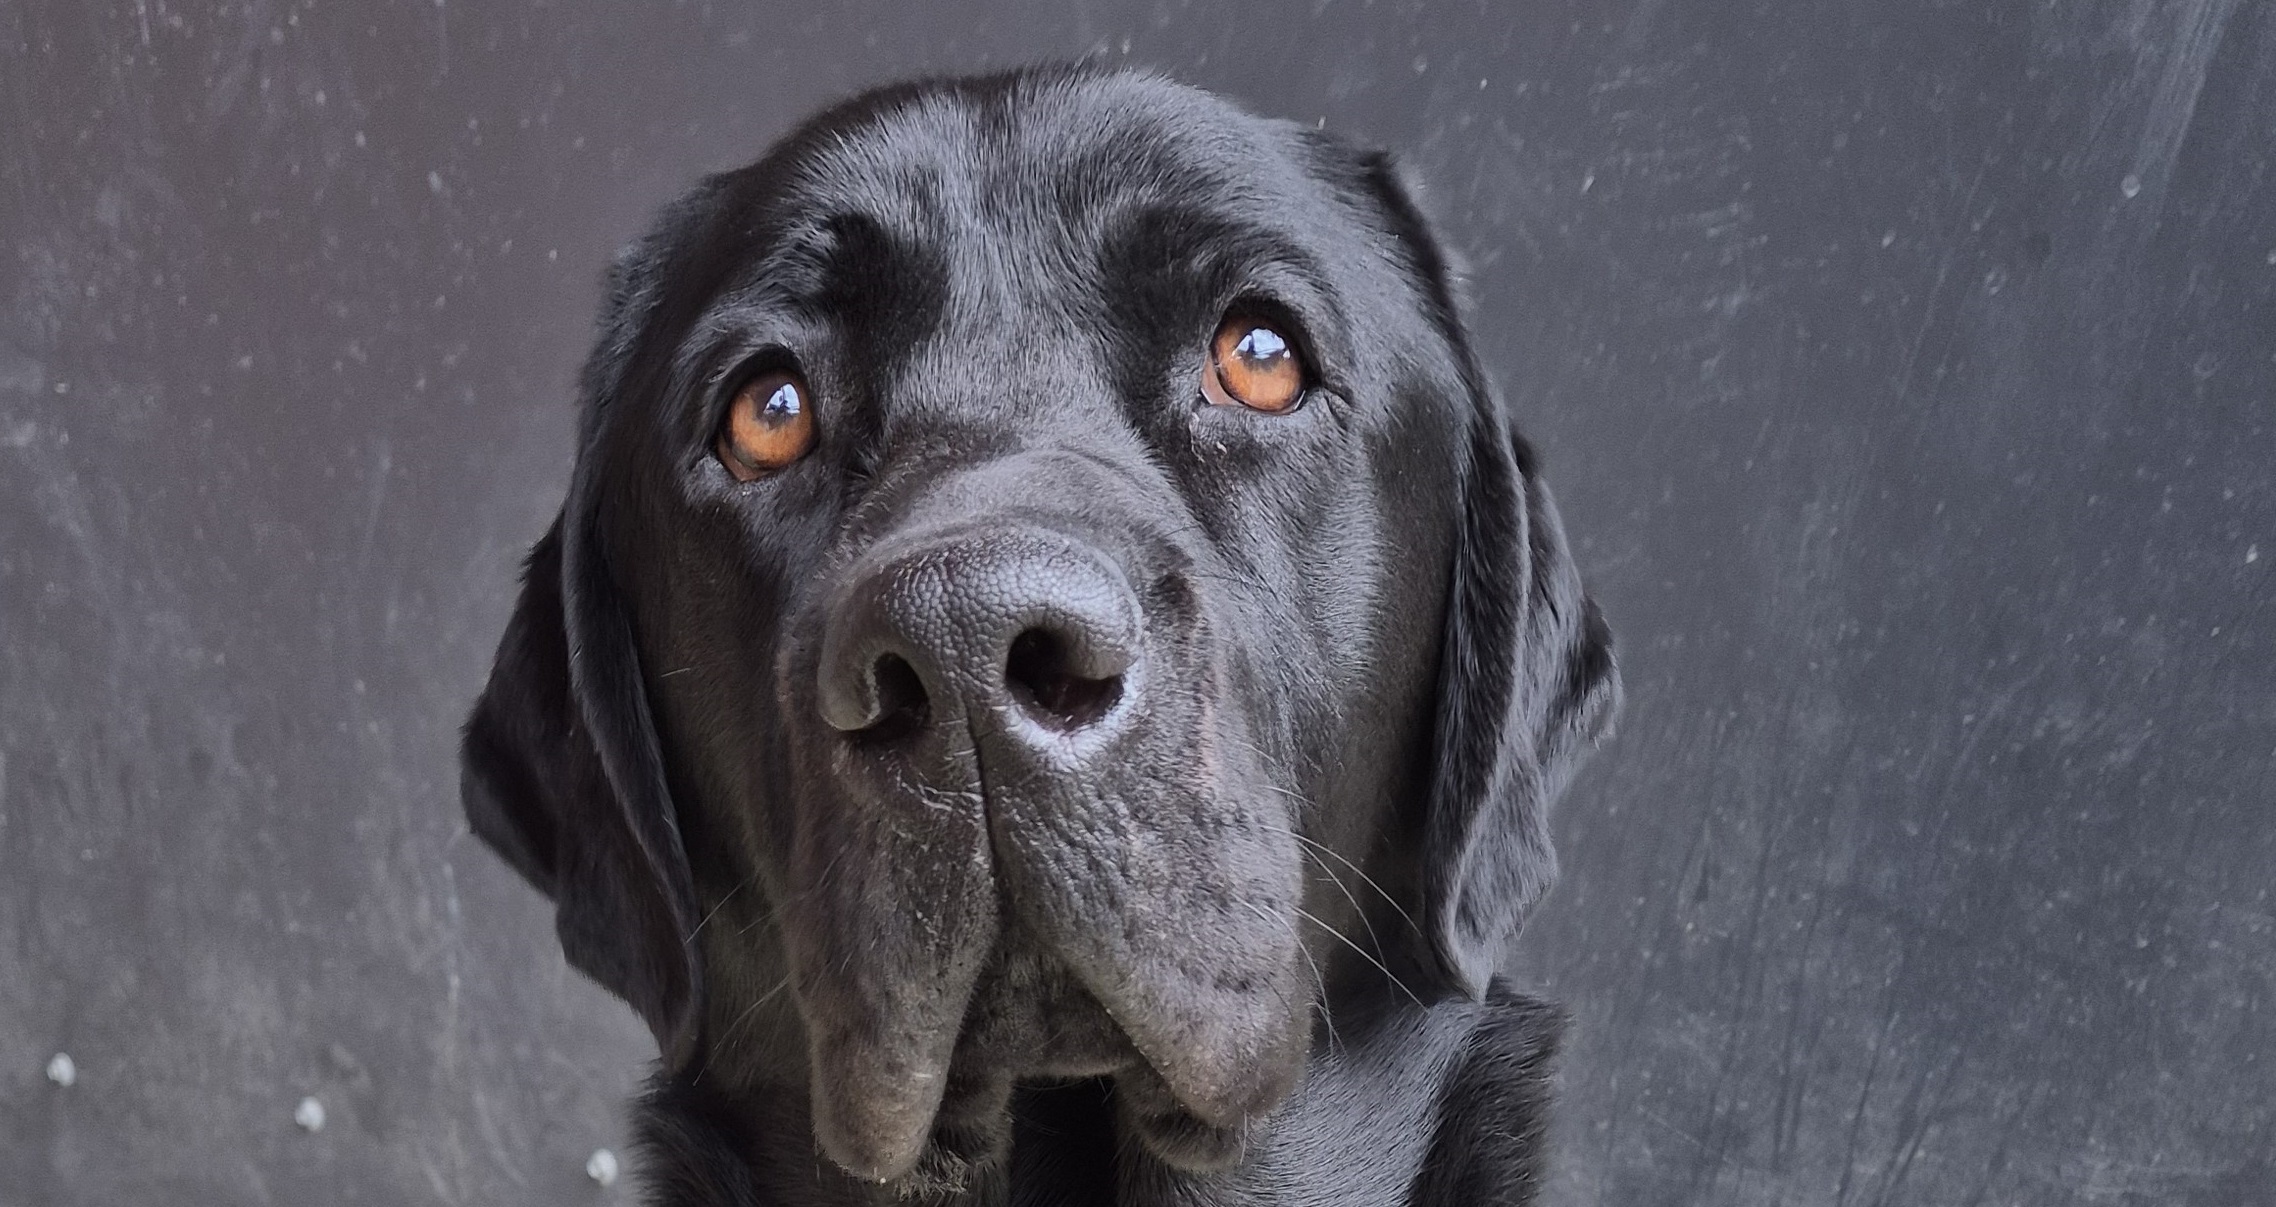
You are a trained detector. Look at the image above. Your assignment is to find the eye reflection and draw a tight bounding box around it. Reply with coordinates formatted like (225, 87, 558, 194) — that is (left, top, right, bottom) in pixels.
(760, 380, 802, 419)
(1203, 316, 1305, 413)
(716, 368, 817, 480)
(1235, 325, 1288, 364)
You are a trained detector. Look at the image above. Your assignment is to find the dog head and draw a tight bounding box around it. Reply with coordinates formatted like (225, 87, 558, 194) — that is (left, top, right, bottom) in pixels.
(461, 67, 1615, 1185)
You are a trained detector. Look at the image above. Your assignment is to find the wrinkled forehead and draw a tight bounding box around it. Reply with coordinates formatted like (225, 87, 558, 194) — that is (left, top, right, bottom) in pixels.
(742, 72, 1382, 322)
(594, 72, 1447, 462)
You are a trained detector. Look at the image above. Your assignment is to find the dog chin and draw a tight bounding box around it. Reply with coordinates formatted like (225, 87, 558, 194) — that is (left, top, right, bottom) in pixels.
(1114, 1063, 1255, 1172)
(813, 964, 1300, 1183)
(871, 1068, 1259, 1194)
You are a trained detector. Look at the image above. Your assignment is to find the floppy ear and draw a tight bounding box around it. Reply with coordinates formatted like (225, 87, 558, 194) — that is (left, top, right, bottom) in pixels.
(461, 516, 705, 1067)
(1424, 422, 1619, 999)
(1354, 152, 1622, 1000)
(460, 186, 735, 1066)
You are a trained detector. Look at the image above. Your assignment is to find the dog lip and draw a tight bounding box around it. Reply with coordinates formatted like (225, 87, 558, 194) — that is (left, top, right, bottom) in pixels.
(1128, 1029, 1305, 1127)
(800, 893, 1308, 1184)
(806, 1029, 961, 1182)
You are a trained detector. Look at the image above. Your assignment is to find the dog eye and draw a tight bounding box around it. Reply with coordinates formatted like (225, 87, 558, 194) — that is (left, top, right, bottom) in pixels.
(716, 369, 816, 481)
(1202, 317, 1305, 414)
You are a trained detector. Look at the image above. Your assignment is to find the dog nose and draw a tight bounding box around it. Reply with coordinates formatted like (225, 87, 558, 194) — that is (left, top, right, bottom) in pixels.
(816, 530, 1142, 740)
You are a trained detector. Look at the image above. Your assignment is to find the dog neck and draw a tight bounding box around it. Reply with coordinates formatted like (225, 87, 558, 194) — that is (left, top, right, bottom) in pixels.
(633, 986, 1561, 1207)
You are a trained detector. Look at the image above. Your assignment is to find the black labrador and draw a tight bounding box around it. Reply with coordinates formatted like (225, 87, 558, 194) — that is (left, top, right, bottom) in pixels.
(461, 67, 1618, 1206)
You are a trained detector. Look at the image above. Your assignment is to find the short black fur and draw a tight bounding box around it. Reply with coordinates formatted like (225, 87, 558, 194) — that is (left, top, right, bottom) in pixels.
(461, 66, 1616, 1205)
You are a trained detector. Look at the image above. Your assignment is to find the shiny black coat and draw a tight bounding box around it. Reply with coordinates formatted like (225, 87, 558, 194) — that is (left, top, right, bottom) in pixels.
(461, 67, 1616, 1205)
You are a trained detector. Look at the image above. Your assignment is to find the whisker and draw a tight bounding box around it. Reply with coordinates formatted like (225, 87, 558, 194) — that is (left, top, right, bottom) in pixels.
(733, 899, 782, 936)
(714, 974, 795, 1059)
(689, 877, 750, 940)
(694, 972, 797, 1086)
(1284, 828, 1422, 939)
(1291, 840, 1389, 967)
(1241, 899, 1338, 1053)
(652, 654, 745, 680)
(1291, 904, 1424, 1010)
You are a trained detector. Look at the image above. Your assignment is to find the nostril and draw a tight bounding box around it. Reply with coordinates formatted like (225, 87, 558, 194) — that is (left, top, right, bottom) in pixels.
(856, 653, 931, 743)
(1004, 629, 1124, 732)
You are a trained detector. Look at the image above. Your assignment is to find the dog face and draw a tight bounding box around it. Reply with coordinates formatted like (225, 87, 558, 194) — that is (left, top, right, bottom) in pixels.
(462, 68, 1615, 1186)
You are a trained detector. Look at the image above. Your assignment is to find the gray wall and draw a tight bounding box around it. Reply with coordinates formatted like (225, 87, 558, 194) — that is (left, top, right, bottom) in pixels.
(3, 1, 2270, 1203)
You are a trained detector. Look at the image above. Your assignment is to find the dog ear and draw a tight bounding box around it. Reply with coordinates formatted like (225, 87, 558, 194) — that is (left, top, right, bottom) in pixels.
(1424, 422, 1619, 999)
(1352, 151, 1622, 1000)
(461, 516, 705, 1067)
(457, 183, 741, 1056)
(460, 188, 732, 1067)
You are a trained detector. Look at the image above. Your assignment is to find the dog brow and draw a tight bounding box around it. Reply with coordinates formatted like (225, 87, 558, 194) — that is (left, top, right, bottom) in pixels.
(1101, 202, 1333, 295)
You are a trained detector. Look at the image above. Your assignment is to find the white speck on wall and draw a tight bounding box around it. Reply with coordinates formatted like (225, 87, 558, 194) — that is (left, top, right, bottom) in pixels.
(428, 171, 445, 195)
(294, 1095, 326, 1132)
(45, 1052, 76, 1087)
(2248, 544, 2260, 565)
(2121, 174, 2143, 198)
(587, 1147, 621, 1186)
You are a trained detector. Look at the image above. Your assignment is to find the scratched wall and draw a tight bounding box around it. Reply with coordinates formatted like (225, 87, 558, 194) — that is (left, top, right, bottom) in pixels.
(3, 1, 2270, 1204)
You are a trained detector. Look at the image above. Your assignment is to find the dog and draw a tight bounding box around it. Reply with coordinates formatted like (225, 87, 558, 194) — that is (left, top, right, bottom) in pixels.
(460, 66, 1618, 1205)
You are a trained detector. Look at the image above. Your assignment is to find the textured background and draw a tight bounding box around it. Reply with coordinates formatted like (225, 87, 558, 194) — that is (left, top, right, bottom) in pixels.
(3, 1, 2271, 1203)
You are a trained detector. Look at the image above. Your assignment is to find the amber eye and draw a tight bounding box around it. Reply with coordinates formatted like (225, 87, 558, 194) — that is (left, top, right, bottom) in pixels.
(1202, 316, 1306, 413)
(715, 368, 815, 481)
